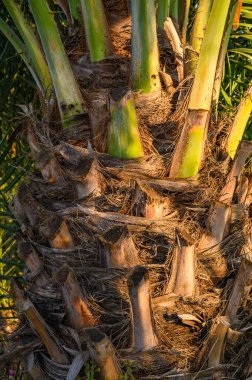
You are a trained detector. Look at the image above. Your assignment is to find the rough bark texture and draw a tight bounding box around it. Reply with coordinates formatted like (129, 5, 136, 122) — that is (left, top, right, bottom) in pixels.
(1, 2, 252, 379)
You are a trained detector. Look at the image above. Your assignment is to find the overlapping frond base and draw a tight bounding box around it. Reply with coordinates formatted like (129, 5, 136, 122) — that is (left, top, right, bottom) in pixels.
(3, 109, 251, 379)
(1, 5, 252, 379)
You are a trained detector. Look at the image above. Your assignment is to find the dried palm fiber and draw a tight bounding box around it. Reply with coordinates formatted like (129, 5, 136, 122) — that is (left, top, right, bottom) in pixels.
(1, 2, 252, 380)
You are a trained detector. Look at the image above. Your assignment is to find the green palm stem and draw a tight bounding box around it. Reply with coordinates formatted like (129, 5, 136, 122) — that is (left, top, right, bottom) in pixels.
(226, 83, 252, 159)
(212, 0, 239, 107)
(69, 0, 82, 23)
(170, 0, 179, 22)
(28, 0, 85, 128)
(80, 0, 112, 62)
(131, 0, 161, 100)
(2, 0, 52, 95)
(187, 0, 213, 74)
(0, 18, 43, 92)
(170, 0, 232, 178)
(157, 0, 170, 28)
(108, 89, 144, 159)
(179, 0, 190, 47)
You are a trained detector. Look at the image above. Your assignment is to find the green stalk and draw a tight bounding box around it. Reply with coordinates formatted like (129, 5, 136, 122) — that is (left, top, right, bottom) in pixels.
(69, 0, 82, 23)
(189, 0, 232, 111)
(226, 84, 252, 159)
(28, 0, 85, 127)
(80, 0, 112, 62)
(170, 0, 179, 22)
(0, 17, 42, 92)
(187, 0, 213, 73)
(3, 0, 52, 95)
(108, 89, 144, 159)
(131, 0, 161, 99)
(176, 124, 204, 178)
(213, 0, 238, 107)
(170, 111, 209, 178)
(170, 0, 232, 178)
(179, 0, 190, 47)
(157, 0, 170, 28)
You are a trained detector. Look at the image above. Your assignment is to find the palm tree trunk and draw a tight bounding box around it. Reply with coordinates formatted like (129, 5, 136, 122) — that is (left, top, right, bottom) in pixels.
(1, 1, 251, 379)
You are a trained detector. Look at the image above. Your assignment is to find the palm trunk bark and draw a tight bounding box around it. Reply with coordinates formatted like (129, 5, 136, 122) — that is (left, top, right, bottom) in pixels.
(1, 1, 251, 379)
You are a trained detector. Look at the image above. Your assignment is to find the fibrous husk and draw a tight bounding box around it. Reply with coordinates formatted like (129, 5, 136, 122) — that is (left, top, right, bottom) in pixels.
(3, 12, 252, 380)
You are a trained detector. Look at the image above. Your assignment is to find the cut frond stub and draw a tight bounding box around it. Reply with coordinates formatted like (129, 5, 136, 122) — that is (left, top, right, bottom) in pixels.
(75, 158, 106, 200)
(17, 241, 49, 288)
(225, 258, 252, 319)
(128, 266, 159, 351)
(103, 226, 140, 268)
(54, 265, 97, 329)
(108, 88, 144, 159)
(85, 328, 122, 380)
(11, 279, 68, 365)
(48, 220, 74, 249)
(165, 244, 196, 297)
(196, 316, 230, 369)
(219, 141, 252, 205)
(199, 201, 230, 252)
(164, 17, 184, 82)
(27, 127, 62, 183)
